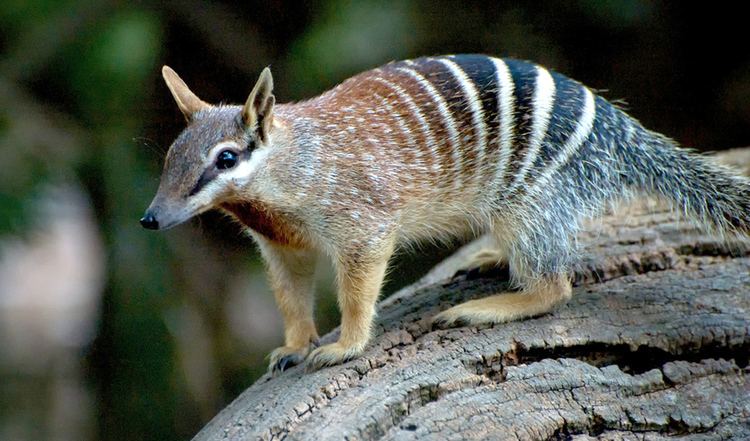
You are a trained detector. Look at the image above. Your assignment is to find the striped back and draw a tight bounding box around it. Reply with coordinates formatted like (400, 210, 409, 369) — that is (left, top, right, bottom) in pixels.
(295, 55, 597, 203)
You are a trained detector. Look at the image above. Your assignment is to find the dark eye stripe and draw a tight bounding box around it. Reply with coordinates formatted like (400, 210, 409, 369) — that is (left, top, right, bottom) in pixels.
(188, 168, 219, 196)
(188, 147, 252, 197)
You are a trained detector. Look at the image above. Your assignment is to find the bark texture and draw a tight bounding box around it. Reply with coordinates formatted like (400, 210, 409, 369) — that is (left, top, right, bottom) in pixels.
(194, 149, 750, 441)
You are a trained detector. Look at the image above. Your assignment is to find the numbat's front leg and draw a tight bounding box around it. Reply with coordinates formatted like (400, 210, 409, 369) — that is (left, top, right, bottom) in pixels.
(433, 274, 572, 328)
(306, 251, 391, 371)
(256, 238, 320, 375)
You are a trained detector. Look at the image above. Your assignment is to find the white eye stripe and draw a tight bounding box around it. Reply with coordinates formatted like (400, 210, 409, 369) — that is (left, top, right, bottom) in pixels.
(188, 147, 270, 204)
(207, 141, 242, 163)
(216, 147, 270, 184)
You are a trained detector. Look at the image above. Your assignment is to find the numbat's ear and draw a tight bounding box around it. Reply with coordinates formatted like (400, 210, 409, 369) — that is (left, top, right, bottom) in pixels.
(242, 67, 275, 143)
(162, 65, 209, 121)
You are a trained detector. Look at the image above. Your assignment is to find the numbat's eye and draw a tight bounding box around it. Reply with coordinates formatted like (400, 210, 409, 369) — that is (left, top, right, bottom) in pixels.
(216, 150, 238, 169)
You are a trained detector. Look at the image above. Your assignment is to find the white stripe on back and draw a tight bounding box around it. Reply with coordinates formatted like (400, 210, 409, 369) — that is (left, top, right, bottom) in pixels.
(370, 88, 429, 179)
(490, 58, 515, 189)
(438, 57, 488, 186)
(371, 76, 442, 174)
(529, 86, 596, 195)
(396, 66, 463, 190)
(509, 66, 556, 190)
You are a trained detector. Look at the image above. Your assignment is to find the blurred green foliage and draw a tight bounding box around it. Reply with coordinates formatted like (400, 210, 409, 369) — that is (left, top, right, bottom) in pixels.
(2, 2, 182, 440)
(287, 0, 416, 95)
(0, 1, 748, 441)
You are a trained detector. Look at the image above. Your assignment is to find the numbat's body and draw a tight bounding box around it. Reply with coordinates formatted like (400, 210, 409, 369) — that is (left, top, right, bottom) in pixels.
(142, 55, 750, 373)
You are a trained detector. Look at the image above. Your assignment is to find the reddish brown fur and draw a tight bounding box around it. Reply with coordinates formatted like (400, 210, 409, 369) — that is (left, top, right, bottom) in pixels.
(221, 201, 310, 249)
(288, 66, 478, 201)
(387, 69, 459, 190)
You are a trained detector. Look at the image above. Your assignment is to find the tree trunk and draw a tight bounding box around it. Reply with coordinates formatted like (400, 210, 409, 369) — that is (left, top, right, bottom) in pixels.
(194, 149, 750, 441)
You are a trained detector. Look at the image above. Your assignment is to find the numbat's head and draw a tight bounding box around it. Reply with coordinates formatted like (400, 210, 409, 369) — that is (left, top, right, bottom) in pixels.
(141, 66, 276, 230)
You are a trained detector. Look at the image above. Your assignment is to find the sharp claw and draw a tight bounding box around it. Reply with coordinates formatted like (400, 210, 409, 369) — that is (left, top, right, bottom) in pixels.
(269, 351, 305, 376)
(431, 316, 452, 330)
(432, 310, 475, 329)
(454, 316, 470, 327)
(277, 356, 292, 372)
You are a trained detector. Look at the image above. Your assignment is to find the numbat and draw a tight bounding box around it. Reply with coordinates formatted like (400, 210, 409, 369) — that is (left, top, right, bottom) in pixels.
(142, 55, 750, 374)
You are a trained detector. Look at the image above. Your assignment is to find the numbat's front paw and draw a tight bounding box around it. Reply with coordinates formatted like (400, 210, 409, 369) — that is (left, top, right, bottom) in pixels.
(268, 345, 312, 376)
(305, 342, 362, 371)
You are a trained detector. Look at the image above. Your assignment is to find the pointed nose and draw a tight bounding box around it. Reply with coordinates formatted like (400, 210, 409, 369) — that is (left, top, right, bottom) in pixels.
(140, 212, 159, 230)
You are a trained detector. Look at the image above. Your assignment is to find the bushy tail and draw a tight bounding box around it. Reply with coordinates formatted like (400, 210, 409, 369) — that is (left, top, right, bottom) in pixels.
(620, 126, 750, 237)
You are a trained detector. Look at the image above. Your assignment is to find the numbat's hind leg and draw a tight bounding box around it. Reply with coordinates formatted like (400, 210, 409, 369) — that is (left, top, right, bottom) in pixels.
(450, 235, 512, 281)
(459, 248, 507, 275)
(432, 274, 572, 328)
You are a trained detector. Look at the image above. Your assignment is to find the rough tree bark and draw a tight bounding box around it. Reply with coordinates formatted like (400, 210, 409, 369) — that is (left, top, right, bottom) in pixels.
(194, 149, 750, 441)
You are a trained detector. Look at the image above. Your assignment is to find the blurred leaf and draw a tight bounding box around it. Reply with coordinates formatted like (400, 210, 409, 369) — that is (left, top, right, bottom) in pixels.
(286, 0, 417, 96)
(62, 10, 161, 125)
(0, 0, 69, 36)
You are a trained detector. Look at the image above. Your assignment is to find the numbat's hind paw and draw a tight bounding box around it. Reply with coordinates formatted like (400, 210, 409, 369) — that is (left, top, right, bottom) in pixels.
(453, 248, 509, 280)
(433, 276, 573, 328)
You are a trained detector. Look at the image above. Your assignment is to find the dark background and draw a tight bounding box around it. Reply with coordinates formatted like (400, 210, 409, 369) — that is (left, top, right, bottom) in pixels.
(1, 1, 748, 440)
